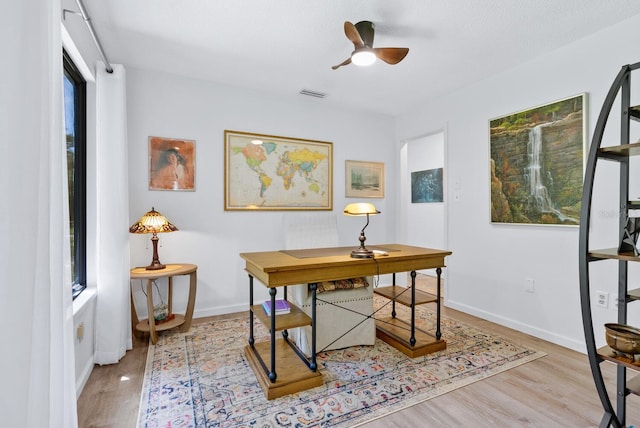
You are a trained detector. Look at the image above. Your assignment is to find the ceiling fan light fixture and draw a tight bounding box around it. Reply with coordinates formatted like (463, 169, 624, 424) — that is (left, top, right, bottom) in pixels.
(351, 49, 376, 66)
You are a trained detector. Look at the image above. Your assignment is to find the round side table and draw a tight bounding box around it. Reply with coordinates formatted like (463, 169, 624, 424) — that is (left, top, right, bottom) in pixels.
(130, 263, 197, 344)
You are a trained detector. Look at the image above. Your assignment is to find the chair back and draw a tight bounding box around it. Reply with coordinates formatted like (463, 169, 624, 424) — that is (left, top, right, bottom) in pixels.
(283, 212, 339, 250)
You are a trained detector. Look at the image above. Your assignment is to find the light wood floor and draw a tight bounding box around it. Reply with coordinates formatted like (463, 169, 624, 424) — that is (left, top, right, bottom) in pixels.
(77, 275, 640, 427)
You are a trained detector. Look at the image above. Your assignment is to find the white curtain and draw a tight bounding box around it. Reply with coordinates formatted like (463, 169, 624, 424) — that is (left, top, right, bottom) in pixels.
(0, 0, 78, 427)
(95, 63, 132, 364)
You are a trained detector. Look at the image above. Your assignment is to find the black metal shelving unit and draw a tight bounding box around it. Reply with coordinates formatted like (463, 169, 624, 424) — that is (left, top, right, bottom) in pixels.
(580, 61, 640, 428)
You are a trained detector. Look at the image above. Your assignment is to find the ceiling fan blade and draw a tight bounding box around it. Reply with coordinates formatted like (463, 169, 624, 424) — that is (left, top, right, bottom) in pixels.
(374, 47, 409, 65)
(344, 21, 364, 49)
(331, 57, 352, 70)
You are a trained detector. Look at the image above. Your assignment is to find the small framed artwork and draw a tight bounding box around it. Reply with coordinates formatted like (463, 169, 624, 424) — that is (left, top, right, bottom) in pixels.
(489, 93, 586, 225)
(149, 136, 195, 191)
(224, 130, 333, 210)
(411, 168, 443, 203)
(345, 160, 384, 198)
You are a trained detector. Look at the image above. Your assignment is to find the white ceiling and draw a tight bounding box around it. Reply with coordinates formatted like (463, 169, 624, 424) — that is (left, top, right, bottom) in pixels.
(68, 0, 640, 116)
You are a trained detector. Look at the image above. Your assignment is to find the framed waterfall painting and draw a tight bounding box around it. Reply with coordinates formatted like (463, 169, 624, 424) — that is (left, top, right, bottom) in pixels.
(489, 93, 587, 226)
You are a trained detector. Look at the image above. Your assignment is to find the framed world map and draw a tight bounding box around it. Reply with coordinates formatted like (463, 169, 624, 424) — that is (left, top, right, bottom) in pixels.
(224, 130, 333, 211)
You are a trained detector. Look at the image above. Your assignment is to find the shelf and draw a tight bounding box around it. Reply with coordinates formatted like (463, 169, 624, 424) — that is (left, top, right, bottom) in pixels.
(244, 339, 323, 400)
(579, 64, 640, 426)
(374, 279, 444, 357)
(626, 375, 640, 396)
(135, 314, 185, 333)
(374, 285, 438, 307)
(629, 289, 640, 301)
(596, 346, 640, 396)
(597, 345, 640, 371)
(375, 317, 446, 358)
(250, 302, 311, 331)
(588, 248, 640, 262)
(599, 142, 640, 157)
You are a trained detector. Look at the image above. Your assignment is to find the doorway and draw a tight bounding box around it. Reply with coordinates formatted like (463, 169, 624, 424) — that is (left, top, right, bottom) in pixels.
(399, 131, 447, 295)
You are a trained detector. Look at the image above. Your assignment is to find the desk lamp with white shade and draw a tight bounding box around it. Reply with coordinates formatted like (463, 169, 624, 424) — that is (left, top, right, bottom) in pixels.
(343, 202, 380, 258)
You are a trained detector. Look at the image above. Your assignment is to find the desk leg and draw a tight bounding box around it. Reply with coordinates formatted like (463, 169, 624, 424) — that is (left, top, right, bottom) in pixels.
(391, 273, 397, 318)
(182, 271, 197, 331)
(146, 279, 158, 344)
(281, 286, 288, 340)
(268, 287, 277, 382)
(248, 275, 254, 346)
(410, 270, 416, 347)
(435, 267, 442, 340)
(310, 283, 317, 371)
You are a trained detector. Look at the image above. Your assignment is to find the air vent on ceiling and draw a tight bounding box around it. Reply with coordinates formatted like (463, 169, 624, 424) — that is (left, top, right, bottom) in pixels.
(299, 89, 327, 98)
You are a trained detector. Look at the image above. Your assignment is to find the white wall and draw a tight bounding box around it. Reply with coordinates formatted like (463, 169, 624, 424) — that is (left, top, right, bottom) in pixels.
(126, 69, 397, 318)
(396, 15, 640, 352)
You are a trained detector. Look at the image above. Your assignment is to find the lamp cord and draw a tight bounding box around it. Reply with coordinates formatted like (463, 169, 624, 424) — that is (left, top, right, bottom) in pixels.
(138, 279, 166, 306)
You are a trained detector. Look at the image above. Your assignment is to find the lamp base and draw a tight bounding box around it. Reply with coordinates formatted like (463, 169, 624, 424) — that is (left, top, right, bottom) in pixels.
(145, 260, 166, 270)
(351, 248, 374, 259)
(145, 233, 166, 270)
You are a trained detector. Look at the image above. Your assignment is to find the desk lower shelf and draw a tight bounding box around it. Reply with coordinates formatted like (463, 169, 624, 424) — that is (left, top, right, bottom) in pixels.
(244, 339, 323, 400)
(374, 285, 438, 306)
(250, 303, 311, 331)
(375, 317, 446, 358)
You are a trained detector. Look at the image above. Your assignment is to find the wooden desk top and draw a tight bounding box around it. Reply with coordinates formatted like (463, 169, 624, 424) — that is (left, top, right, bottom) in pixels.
(130, 263, 197, 279)
(240, 244, 451, 287)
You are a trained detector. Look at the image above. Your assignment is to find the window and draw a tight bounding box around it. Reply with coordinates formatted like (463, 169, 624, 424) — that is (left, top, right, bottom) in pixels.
(63, 50, 87, 299)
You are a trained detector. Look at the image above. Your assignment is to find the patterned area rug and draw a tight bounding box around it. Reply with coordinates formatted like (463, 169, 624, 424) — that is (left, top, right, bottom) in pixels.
(137, 299, 545, 427)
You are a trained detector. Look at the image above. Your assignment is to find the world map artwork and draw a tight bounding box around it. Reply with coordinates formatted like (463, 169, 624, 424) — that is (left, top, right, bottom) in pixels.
(225, 132, 332, 210)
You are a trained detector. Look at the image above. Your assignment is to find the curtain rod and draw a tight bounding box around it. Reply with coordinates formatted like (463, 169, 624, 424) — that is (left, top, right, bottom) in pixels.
(65, 0, 113, 73)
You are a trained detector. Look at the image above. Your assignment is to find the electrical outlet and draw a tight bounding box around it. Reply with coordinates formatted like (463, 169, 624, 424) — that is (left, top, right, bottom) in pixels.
(595, 291, 609, 308)
(76, 322, 84, 343)
(612, 294, 619, 310)
(525, 278, 535, 293)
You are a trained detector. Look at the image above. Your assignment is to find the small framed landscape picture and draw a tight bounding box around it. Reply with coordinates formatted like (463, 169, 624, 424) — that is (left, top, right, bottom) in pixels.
(149, 136, 196, 191)
(345, 160, 384, 198)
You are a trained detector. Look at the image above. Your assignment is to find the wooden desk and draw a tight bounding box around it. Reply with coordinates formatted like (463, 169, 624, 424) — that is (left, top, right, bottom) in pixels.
(130, 263, 197, 344)
(240, 244, 451, 398)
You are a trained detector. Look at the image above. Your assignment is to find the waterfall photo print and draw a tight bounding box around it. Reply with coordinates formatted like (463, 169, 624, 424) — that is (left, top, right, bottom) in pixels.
(489, 94, 586, 225)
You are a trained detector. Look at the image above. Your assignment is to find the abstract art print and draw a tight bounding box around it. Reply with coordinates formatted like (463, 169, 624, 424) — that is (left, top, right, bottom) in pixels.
(224, 130, 333, 210)
(149, 136, 195, 191)
(411, 168, 443, 203)
(489, 93, 586, 225)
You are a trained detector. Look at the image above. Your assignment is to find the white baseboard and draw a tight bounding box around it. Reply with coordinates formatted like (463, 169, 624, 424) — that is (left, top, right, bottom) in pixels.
(194, 303, 247, 319)
(76, 356, 94, 397)
(445, 299, 586, 354)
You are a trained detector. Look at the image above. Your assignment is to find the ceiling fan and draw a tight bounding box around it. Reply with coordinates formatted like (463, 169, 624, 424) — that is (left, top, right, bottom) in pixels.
(332, 21, 409, 70)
